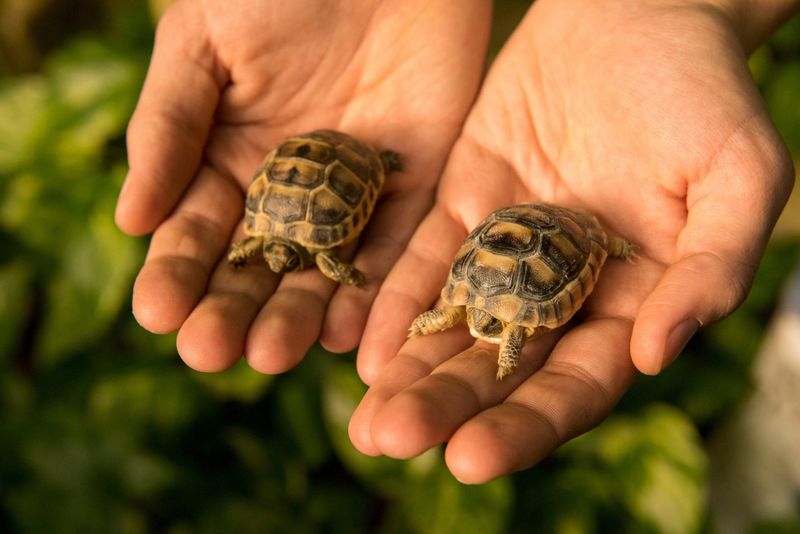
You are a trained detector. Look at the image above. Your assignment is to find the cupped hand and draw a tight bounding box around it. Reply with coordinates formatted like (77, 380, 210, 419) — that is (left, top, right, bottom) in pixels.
(115, 0, 491, 373)
(351, 0, 795, 483)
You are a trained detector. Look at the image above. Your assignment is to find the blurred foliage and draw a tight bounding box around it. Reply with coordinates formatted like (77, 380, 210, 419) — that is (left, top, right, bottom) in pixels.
(0, 1, 798, 533)
(750, 15, 800, 155)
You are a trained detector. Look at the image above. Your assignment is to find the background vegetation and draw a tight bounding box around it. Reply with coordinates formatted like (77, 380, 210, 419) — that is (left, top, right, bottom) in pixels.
(0, 1, 798, 532)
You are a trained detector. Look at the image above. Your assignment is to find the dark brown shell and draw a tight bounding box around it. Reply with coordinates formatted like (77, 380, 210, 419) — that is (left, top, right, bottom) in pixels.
(243, 130, 385, 248)
(442, 204, 609, 329)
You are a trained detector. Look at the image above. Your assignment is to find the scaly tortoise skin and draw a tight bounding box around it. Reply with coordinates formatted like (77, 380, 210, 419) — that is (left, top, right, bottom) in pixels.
(409, 203, 633, 380)
(228, 130, 400, 286)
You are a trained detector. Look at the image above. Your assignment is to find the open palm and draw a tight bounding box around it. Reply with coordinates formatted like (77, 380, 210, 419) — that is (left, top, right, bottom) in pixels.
(115, 0, 490, 372)
(351, 0, 794, 483)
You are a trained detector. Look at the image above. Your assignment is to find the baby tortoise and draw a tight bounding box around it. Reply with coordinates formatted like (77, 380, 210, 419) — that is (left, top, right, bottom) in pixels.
(228, 129, 400, 286)
(409, 203, 633, 380)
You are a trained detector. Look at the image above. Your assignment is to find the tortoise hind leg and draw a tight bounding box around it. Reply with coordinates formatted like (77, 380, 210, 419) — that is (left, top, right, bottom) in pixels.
(608, 236, 635, 262)
(408, 306, 466, 338)
(497, 325, 529, 381)
(228, 236, 263, 267)
(315, 251, 365, 288)
(380, 150, 402, 172)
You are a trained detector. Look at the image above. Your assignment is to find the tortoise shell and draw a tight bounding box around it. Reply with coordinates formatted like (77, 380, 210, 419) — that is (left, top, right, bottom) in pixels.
(243, 129, 386, 248)
(441, 204, 610, 329)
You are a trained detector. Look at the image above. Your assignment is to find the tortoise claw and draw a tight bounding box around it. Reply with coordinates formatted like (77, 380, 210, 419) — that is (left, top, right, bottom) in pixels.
(228, 237, 262, 268)
(315, 251, 365, 288)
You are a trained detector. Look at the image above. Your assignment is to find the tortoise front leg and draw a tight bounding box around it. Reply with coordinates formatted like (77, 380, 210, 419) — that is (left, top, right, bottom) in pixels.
(408, 306, 466, 337)
(228, 236, 263, 268)
(497, 324, 529, 381)
(315, 250, 365, 287)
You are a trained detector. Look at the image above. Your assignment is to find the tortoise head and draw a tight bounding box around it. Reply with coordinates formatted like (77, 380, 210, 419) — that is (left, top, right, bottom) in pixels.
(466, 307, 505, 344)
(263, 240, 307, 274)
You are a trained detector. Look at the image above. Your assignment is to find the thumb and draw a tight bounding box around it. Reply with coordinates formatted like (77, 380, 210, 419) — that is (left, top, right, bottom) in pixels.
(631, 118, 794, 375)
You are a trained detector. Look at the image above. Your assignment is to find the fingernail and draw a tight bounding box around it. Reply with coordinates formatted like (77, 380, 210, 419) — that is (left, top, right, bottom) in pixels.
(663, 318, 701, 371)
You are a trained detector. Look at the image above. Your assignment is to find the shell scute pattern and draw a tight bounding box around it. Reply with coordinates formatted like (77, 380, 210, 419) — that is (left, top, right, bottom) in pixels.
(540, 232, 585, 280)
(467, 249, 517, 294)
(442, 204, 609, 329)
(327, 163, 366, 208)
(275, 138, 336, 163)
(520, 256, 561, 298)
(451, 241, 476, 278)
(308, 187, 350, 225)
(480, 220, 539, 254)
(243, 130, 386, 248)
(262, 185, 307, 223)
(268, 159, 324, 188)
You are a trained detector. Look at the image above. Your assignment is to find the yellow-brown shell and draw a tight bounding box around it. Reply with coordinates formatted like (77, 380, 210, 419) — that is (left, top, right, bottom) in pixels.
(243, 130, 386, 248)
(442, 204, 609, 329)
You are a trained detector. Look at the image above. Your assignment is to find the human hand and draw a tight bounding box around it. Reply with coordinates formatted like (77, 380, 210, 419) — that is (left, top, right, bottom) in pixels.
(114, 0, 491, 372)
(351, 0, 796, 483)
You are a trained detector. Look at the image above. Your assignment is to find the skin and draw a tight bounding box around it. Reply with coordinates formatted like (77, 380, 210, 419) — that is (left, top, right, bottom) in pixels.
(117, 0, 798, 483)
(349, 0, 797, 483)
(115, 0, 491, 373)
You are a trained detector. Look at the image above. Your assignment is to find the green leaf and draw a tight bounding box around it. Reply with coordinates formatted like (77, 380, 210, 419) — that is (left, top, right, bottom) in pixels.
(0, 260, 34, 361)
(749, 516, 800, 534)
(275, 368, 331, 468)
(748, 45, 773, 86)
(564, 405, 707, 534)
(510, 463, 618, 534)
(88, 363, 203, 433)
(400, 466, 514, 534)
(301, 481, 373, 533)
(44, 39, 143, 172)
(0, 76, 49, 174)
(0, 39, 143, 179)
(36, 167, 144, 365)
(0, 39, 147, 367)
(9, 406, 172, 534)
(765, 61, 800, 154)
(770, 16, 800, 56)
(191, 359, 273, 403)
(321, 360, 438, 496)
(193, 499, 295, 534)
(0, 170, 33, 229)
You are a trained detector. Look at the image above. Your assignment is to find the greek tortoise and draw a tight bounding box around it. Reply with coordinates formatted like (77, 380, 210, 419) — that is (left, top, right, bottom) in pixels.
(228, 129, 400, 286)
(409, 203, 633, 380)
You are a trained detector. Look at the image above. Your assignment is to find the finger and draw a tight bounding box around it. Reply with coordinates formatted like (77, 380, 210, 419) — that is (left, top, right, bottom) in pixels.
(631, 120, 793, 375)
(176, 231, 280, 372)
(115, 3, 225, 236)
(243, 268, 338, 375)
(132, 166, 242, 334)
(356, 205, 467, 384)
(445, 317, 636, 484)
(349, 327, 474, 456)
(319, 189, 433, 353)
(366, 333, 559, 459)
